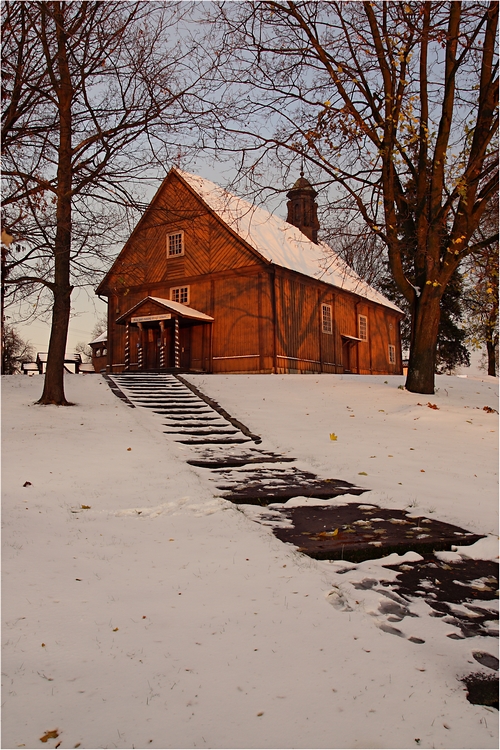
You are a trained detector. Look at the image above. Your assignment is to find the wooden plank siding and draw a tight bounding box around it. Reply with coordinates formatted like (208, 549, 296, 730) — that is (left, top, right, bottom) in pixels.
(98, 170, 404, 376)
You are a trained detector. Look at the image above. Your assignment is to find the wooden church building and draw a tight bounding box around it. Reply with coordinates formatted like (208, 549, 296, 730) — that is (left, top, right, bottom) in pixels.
(96, 168, 403, 375)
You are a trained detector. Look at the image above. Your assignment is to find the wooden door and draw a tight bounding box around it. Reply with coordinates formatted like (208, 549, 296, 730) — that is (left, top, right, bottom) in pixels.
(161, 328, 173, 368)
(180, 328, 191, 369)
(145, 326, 160, 369)
(342, 340, 351, 373)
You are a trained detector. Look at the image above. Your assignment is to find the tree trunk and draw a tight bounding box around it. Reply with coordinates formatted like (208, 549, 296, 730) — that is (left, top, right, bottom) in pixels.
(38, 2, 73, 406)
(405, 292, 441, 394)
(40, 285, 72, 404)
(486, 339, 496, 377)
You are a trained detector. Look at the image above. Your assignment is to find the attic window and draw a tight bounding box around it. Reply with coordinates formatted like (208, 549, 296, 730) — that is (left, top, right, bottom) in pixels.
(358, 315, 368, 341)
(171, 286, 189, 305)
(389, 344, 396, 364)
(321, 304, 333, 334)
(167, 231, 184, 257)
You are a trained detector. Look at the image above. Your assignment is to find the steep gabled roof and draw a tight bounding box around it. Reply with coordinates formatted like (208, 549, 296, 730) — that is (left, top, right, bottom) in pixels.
(97, 166, 401, 314)
(177, 169, 402, 313)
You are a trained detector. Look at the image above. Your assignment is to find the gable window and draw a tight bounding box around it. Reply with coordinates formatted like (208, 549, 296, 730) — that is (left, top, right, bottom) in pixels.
(388, 344, 396, 364)
(170, 285, 189, 305)
(358, 314, 368, 341)
(167, 231, 184, 257)
(322, 304, 333, 334)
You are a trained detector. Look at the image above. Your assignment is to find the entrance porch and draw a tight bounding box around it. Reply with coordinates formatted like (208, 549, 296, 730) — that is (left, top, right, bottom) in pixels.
(116, 296, 214, 373)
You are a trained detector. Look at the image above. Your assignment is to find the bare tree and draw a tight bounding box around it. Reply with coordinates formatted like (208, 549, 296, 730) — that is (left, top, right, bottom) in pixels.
(1, 325, 35, 374)
(208, 1, 498, 393)
(463, 196, 499, 375)
(1, 1, 209, 404)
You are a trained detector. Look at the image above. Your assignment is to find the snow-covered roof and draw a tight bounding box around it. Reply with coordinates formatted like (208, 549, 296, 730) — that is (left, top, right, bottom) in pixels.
(116, 296, 214, 324)
(89, 330, 107, 345)
(177, 169, 402, 313)
(36, 352, 82, 362)
(149, 297, 214, 321)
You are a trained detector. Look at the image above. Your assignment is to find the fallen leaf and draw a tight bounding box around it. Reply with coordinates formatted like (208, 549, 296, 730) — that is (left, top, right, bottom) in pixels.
(483, 405, 498, 414)
(81, 505, 91, 510)
(420, 470, 425, 473)
(40, 730, 59, 743)
(427, 402, 439, 410)
(257, 712, 264, 717)
(112, 627, 119, 632)
(23, 481, 32, 487)
(358, 471, 368, 476)
(127, 447, 132, 451)
(329, 433, 338, 441)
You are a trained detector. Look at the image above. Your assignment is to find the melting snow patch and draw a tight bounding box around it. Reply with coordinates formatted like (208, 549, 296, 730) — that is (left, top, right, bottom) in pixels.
(452, 535, 499, 561)
(379, 551, 424, 566)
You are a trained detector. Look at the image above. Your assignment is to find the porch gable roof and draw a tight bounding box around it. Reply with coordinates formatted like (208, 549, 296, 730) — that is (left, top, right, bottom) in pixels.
(115, 296, 214, 325)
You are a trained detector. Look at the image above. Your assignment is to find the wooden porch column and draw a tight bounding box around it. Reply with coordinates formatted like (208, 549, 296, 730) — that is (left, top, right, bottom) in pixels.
(209, 322, 214, 373)
(124, 321, 130, 371)
(174, 317, 180, 369)
(159, 320, 166, 369)
(137, 322, 144, 369)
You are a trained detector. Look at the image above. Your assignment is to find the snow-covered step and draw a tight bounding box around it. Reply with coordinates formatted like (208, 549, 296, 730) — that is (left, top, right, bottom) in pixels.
(108, 373, 254, 446)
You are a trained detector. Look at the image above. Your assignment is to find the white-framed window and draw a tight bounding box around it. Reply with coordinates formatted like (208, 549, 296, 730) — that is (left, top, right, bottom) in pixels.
(388, 344, 396, 364)
(167, 231, 184, 257)
(322, 304, 333, 334)
(170, 285, 189, 305)
(358, 314, 368, 341)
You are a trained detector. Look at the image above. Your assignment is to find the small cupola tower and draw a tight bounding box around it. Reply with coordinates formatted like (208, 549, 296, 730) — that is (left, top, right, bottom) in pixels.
(286, 172, 320, 244)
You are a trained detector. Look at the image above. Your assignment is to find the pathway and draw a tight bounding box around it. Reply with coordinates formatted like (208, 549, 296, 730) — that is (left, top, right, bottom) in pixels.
(106, 372, 498, 708)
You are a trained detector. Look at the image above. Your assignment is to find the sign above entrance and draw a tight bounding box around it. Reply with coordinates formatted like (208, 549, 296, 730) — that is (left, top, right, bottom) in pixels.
(131, 313, 172, 323)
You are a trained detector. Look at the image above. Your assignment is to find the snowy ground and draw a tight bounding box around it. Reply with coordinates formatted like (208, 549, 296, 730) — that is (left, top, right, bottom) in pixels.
(1, 372, 498, 750)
